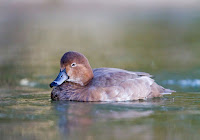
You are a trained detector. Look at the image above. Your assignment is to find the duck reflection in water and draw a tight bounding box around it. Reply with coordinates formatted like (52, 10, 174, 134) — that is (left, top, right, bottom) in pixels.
(53, 102, 93, 139)
(52, 100, 166, 139)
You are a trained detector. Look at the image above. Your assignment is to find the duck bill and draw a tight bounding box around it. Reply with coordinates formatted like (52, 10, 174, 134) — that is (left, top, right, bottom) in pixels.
(50, 69, 69, 88)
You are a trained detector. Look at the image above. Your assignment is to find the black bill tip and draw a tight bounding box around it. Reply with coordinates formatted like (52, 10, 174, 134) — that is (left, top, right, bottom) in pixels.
(49, 81, 57, 88)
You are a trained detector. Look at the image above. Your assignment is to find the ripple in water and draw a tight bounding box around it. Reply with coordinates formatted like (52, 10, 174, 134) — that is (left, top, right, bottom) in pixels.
(162, 79, 200, 87)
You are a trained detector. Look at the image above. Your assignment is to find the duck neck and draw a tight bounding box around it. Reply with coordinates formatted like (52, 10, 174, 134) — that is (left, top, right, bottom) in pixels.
(64, 82, 85, 92)
(81, 67, 94, 86)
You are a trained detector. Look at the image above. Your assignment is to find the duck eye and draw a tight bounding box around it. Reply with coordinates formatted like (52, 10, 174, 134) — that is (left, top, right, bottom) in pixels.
(71, 63, 76, 67)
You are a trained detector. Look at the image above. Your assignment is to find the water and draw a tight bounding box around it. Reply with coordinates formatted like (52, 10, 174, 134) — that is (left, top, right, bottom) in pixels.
(1, 2, 200, 140)
(0, 91, 200, 140)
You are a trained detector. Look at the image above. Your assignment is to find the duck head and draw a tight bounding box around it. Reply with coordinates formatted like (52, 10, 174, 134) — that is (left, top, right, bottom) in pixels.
(50, 51, 94, 87)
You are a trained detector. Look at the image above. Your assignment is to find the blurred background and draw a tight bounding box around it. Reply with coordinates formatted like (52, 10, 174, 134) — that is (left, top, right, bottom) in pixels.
(1, 1, 200, 140)
(0, 0, 200, 91)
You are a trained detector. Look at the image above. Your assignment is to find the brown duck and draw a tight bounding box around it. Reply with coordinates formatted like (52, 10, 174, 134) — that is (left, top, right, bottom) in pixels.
(50, 51, 175, 101)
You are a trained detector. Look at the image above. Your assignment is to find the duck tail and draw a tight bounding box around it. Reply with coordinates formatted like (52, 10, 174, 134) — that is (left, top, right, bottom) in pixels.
(160, 88, 176, 95)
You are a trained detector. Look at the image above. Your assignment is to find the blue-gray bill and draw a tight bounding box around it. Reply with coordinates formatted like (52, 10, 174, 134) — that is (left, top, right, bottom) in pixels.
(50, 69, 69, 88)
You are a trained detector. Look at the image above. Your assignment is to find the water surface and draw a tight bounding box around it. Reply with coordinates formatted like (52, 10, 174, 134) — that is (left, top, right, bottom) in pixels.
(0, 91, 200, 140)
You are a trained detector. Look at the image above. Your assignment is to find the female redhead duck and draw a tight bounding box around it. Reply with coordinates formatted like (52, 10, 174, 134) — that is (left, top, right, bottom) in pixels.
(50, 51, 175, 101)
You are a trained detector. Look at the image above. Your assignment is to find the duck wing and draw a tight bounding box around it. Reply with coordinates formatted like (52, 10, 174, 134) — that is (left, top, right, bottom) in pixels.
(89, 68, 174, 101)
(91, 68, 152, 87)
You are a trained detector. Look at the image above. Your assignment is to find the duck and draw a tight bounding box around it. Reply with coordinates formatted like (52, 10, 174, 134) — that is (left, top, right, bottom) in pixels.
(50, 51, 175, 101)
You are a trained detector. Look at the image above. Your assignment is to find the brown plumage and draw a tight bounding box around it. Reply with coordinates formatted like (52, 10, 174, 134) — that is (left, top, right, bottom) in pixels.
(50, 51, 175, 101)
